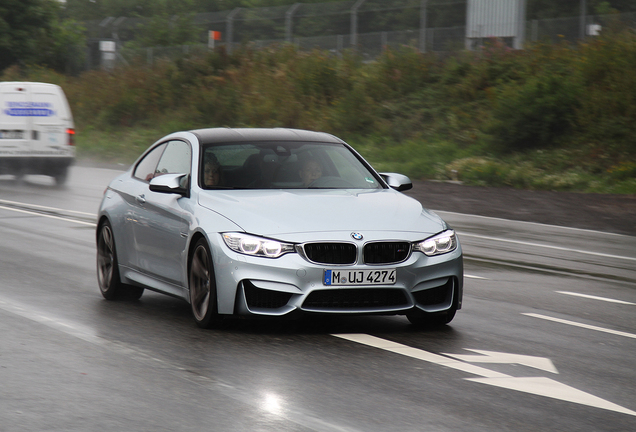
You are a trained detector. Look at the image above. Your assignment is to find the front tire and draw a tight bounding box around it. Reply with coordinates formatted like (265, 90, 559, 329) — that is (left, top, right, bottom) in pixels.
(96, 220, 144, 300)
(189, 238, 221, 328)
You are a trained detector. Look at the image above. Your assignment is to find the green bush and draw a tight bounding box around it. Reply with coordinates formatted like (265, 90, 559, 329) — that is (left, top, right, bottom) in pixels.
(4, 30, 635, 193)
(485, 72, 581, 152)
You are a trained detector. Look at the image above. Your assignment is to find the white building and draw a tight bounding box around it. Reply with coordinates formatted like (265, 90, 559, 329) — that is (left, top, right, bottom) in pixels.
(466, 0, 527, 49)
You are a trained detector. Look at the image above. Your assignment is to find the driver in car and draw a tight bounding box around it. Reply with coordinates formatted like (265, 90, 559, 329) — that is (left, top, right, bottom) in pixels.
(299, 159, 322, 187)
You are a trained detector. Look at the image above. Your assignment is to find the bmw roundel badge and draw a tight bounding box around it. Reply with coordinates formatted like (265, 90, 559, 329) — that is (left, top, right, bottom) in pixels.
(351, 232, 363, 240)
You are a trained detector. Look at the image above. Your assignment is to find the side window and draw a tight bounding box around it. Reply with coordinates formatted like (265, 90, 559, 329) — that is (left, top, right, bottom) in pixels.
(155, 140, 191, 176)
(134, 143, 167, 181)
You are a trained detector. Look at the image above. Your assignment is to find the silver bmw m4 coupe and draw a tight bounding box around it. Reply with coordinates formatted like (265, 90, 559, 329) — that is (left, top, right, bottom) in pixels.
(96, 128, 463, 328)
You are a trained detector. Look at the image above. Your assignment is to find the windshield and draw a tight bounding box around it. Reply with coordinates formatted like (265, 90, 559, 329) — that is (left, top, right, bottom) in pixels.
(199, 141, 384, 190)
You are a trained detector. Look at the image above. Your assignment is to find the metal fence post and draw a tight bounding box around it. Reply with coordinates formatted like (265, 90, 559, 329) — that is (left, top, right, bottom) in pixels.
(516, 0, 527, 49)
(420, 0, 428, 53)
(226, 8, 242, 54)
(579, 0, 587, 39)
(286, 3, 301, 43)
(351, 0, 367, 48)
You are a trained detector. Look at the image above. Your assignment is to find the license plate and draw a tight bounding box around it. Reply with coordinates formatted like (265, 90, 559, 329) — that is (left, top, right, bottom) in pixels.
(323, 269, 396, 286)
(0, 131, 24, 139)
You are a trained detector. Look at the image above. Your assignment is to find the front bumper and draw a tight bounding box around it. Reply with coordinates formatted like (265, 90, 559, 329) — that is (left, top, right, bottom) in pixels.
(212, 237, 463, 317)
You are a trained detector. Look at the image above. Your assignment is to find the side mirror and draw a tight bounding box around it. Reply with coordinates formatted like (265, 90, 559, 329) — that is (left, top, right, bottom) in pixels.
(379, 172, 413, 192)
(149, 173, 190, 197)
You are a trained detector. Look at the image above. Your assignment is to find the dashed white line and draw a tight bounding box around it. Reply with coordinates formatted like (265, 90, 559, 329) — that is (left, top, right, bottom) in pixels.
(465, 274, 487, 280)
(557, 291, 636, 305)
(0, 204, 95, 226)
(457, 232, 636, 262)
(523, 313, 636, 340)
(0, 198, 95, 217)
(433, 209, 632, 238)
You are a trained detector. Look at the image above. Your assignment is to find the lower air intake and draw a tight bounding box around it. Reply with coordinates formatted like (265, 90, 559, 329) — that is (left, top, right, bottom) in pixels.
(303, 288, 408, 310)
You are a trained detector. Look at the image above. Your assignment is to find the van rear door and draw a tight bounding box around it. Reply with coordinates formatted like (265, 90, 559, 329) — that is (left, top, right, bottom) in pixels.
(30, 83, 75, 155)
(0, 83, 30, 155)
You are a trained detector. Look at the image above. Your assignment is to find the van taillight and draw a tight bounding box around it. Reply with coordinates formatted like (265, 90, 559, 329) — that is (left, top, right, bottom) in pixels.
(67, 128, 75, 146)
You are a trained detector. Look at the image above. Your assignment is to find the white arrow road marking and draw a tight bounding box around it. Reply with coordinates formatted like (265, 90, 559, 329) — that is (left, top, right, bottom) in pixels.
(332, 334, 636, 417)
(442, 349, 559, 374)
(333, 333, 509, 378)
(466, 377, 636, 417)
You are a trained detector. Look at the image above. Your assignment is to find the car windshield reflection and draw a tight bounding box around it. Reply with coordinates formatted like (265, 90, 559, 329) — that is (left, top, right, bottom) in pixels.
(199, 142, 383, 190)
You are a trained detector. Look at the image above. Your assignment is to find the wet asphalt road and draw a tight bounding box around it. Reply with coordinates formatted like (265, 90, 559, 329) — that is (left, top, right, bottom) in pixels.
(0, 166, 635, 432)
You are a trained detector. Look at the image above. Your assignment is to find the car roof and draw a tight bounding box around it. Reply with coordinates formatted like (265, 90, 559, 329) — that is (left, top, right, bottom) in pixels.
(189, 128, 344, 145)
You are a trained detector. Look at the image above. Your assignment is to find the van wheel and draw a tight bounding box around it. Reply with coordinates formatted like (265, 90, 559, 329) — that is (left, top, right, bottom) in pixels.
(54, 167, 68, 185)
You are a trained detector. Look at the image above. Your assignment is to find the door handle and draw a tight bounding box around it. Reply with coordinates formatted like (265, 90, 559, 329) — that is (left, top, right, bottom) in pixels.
(136, 194, 146, 204)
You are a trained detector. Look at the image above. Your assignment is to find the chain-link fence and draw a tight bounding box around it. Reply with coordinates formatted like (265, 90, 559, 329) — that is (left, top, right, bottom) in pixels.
(85, 0, 636, 70)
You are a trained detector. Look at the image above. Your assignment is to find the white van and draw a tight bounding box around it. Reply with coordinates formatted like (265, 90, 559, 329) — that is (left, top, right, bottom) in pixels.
(0, 82, 75, 185)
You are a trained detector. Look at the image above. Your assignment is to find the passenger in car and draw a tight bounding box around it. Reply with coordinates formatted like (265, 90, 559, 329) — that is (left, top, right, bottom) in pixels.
(299, 158, 322, 187)
(204, 153, 222, 187)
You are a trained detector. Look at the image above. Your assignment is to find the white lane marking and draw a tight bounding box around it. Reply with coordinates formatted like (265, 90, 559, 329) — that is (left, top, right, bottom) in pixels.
(0, 204, 95, 226)
(0, 198, 95, 217)
(432, 209, 632, 238)
(457, 232, 636, 262)
(0, 297, 101, 344)
(556, 291, 636, 305)
(523, 313, 636, 340)
(443, 349, 558, 374)
(465, 377, 636, 417)
(333, 333, 636, 417)
(465, 274, 487, 280)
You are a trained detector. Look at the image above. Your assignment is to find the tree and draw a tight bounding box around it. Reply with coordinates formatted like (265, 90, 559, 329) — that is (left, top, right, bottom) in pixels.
(0, 0, 60, 71)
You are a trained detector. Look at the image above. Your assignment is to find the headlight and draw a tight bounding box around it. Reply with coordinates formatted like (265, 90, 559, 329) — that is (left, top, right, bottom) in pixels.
(413, 230, 457, 256)
(222, 233, 295, 258)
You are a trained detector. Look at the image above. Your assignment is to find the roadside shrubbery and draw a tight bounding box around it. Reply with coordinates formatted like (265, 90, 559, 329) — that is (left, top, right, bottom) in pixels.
(3, 29, 635, 193)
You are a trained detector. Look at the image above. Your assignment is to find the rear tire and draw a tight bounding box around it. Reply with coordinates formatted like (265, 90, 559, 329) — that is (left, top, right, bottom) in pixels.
(96, 220, 144, 300)
(189, 238, 221, 328)
(54, 167, 68, 186)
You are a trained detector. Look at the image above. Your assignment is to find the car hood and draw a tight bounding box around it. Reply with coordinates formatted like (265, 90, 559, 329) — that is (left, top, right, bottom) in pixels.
(198, 188, 445, 238)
